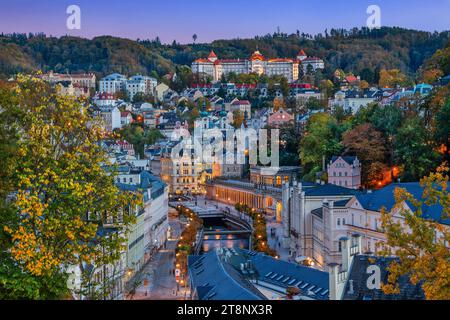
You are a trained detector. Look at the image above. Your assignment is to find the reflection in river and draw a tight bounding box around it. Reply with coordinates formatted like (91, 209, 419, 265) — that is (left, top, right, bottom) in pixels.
(201, 217, 249, 253)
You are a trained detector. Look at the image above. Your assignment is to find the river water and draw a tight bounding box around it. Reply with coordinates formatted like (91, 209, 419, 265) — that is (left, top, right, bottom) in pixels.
(201, 217, 250, 253)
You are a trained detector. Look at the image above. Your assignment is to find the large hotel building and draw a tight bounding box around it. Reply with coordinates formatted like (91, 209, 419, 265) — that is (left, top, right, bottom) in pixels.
(192, 50, 324, 83)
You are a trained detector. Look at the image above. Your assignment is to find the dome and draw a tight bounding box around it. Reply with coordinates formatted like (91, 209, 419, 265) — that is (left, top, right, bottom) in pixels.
(250, 50, 265, 61)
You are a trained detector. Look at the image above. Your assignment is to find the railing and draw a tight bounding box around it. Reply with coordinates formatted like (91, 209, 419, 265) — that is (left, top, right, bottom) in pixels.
(193, 228, 204, 255)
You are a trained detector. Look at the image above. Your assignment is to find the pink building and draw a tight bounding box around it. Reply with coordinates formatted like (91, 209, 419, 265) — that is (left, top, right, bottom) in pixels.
(267, 109, 294, 127)
(327, 156, 361, 189)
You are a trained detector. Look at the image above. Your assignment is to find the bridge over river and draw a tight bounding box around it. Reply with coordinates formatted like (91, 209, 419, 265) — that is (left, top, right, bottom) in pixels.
(169, 201, 253, 253)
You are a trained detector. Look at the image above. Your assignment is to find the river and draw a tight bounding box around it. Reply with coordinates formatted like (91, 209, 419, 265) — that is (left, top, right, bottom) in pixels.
(201, 217, 250, 253)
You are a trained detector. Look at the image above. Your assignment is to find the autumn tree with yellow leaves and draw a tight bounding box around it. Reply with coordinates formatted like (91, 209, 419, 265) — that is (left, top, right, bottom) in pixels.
(380, 165, 450, 300)
(0, 75, 139, 299)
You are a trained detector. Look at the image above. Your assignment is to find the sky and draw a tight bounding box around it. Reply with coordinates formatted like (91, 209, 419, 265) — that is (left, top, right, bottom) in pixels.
(0, 0, 449, 43)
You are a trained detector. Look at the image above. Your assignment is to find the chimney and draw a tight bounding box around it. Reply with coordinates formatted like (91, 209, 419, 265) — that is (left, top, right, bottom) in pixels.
(340, 236, 352, 271)
(352, 233, 362, 255)
(328, 263, 340, 300)
(328, 200, 334, 209)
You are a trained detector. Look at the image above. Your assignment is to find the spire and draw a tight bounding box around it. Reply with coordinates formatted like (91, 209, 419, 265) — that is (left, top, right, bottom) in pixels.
(208, 50, 218, 62)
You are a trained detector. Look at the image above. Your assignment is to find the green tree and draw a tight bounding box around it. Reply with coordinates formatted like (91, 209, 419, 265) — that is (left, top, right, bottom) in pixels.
(118, 124, 163, 158)
(394, 117, 439, 181)
(300, 113, 343, 179)
(434, 98, 450, 164)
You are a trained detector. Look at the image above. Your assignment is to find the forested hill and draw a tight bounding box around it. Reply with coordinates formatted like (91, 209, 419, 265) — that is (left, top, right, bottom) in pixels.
(1, 27, 449, 82)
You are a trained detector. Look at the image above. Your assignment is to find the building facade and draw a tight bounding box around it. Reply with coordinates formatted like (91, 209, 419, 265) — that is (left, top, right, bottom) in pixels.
(192, 50, 323, 83)
(327, 156, 361, 189)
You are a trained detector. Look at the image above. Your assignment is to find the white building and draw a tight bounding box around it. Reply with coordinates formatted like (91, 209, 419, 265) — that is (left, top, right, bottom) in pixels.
(99, 73, 128, 94)
(327, 156, 361, 189)
(100, 106, 121, 131)
(282, 181, 447, 270)
(126, 75, 157, 101)
(192, 50, 322, 83)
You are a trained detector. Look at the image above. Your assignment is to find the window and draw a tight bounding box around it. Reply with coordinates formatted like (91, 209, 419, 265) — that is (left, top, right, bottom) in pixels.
(342, 218, 346, 225)
(337, 218, 341, 226)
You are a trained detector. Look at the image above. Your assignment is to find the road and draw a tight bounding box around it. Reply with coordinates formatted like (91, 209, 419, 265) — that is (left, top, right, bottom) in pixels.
(129, 216, 189, 300)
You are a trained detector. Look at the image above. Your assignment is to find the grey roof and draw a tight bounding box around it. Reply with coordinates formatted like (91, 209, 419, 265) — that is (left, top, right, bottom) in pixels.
(194, 248, 329, 300)
(304, 184, 358, 197)
(244, 249, 329, 300)
(331, 156, 357, 165)
(188, 250, 266, 300)
(343, 255, 425, 300)
(116, 170, 166, 202)
(355, 182, 447, 225)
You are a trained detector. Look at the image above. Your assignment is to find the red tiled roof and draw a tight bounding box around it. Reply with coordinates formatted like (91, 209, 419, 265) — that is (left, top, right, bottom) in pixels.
(345, 75, 358, 83)
(231, 100, 251, 105)
(208, 50, 217, 58)
(298, 49, 307, 56)
(250, 51, 265, 61)
(267, 58, 294, 63)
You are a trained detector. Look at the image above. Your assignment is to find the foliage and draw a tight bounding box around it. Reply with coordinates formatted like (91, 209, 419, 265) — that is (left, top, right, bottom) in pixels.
(394, 117, 440, 181)
(379, 165, 450, 300)
(0, 75, 138, 299)
(300, 113, 343, 179)
(342, 123, 389, 187)
(117, 124, 163, 158)
(1, 27, 449, 84)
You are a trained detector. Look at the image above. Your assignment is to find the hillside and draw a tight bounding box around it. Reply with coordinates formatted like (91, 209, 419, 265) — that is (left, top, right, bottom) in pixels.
(1, 27, 449, 83)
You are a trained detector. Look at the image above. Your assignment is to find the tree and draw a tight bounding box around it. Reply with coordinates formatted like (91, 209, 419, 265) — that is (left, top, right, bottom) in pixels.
(0, 75, 138, 299)
(434, 98, 450, 164)
(118, 124, 163, 158)
(380, 165, 450, 300)
(394, 117, 439, 181)
(300, 113, 343, 179)
(379, 69, 410, 88)
(342, 123, 389, 186)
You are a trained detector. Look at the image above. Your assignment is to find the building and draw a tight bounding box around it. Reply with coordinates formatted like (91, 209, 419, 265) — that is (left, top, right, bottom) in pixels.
(329, 89, 380, 114)
(94, 92, 117, 107)
(98, 106, 121, 132)
(267, 109, 294, 127)
(281, 182, 359, 262)
(99, 73, 128, 94)
(116, 170, 169, 274)
(120, 111, 133, 126)
(301, 57, 325, 73)
(99, 74, 158, 99)
(55, 81, 90, 98)
(160, 141, 203, 195)
(126, 75, 157, 101)
(155, 83, 170, 102)
(206, 167, 300, 221)
(192, 50, 323, 83)
(230, 100, 252, 119)
(283, 181, 448, 269)
(328, 235, 425, 300)
(327, 156, 361, 189)
(41, 71, 96, 88)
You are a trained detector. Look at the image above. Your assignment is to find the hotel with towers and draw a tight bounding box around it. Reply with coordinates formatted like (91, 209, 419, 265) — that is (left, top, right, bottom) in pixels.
(192, 49, 324, 83)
